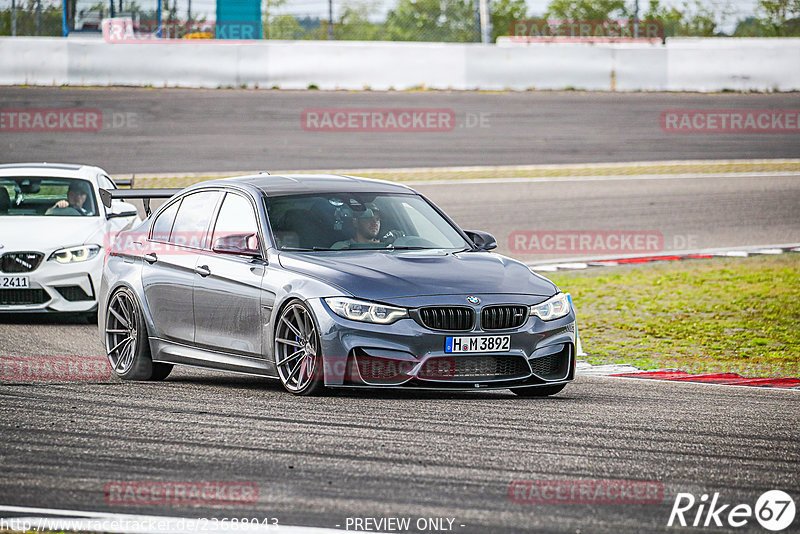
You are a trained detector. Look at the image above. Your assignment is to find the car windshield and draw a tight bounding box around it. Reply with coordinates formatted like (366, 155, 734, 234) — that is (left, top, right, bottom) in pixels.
(265, 193, 470, 251)
(0, 177, 98, 217)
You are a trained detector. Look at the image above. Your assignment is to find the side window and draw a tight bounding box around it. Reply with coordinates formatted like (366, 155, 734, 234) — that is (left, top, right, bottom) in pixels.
(211, 193, 258, 252)
(99, 175, 116, 190)
(151, 200, 180, 242)
(169, 191, 222, 247)
(211, 193, 259, 251)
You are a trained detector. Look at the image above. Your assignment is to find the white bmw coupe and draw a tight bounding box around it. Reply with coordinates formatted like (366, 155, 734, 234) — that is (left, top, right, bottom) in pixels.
(0, 163, 140, 320)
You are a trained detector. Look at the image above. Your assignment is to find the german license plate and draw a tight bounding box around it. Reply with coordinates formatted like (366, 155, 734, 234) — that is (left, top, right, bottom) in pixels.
(0, 276, 29, 288)
(445, 335, 511, 353)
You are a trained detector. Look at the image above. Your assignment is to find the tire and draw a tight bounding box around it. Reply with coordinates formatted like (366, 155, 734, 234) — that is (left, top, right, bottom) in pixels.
(511, 383, 567, 397)
(104, 287, 172, 381)
(274, 300, 324, 396)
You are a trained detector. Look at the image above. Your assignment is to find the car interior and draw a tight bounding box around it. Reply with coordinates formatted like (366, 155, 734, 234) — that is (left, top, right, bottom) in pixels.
(0, 178, 98, 216)
(270, 195, 404, 250)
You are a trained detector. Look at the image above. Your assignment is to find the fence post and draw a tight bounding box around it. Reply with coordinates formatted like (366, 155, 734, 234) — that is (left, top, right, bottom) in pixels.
(478, 0, 491, 43)
(328, 0, 333, 40)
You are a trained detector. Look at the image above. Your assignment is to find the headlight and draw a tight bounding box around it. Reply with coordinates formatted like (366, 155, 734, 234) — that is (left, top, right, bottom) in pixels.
(324, 297, 408, 324)
(530, 293, 571, 321)
(49, 245, 101, 264)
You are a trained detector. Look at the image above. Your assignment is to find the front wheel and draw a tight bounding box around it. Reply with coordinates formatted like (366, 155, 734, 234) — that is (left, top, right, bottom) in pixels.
(274, 300, 324, 396)
(511, 383, 566, 397)
(105, 287, 172, 381)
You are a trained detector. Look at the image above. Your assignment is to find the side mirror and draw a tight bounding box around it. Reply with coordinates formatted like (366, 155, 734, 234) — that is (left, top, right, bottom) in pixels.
(99, 188, 112, 208)
(212, 233, 261, 257)
(464, 230, 497, 251)
(107, 200, 138, 219)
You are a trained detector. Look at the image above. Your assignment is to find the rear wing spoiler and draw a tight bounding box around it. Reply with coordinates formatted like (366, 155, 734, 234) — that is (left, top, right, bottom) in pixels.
(111, 174, 134, 188)
(99, 188, 182, 217)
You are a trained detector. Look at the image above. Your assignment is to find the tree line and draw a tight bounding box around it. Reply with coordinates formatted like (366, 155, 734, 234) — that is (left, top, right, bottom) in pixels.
(3, 0, 799, 39)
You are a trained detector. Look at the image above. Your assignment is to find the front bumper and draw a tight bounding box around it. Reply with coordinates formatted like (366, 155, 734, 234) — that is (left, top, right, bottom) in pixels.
(0, 252, 102, 313)
(308, 297, 577, 389)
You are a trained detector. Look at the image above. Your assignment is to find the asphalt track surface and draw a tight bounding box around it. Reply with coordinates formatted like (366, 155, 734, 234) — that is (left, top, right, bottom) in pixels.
(0, 174, 799, 532)
(1, 88, 800, 173)
(414, 174, 800, 261)
(0, 328, 798, 534)
(1, 89, 800, 533)
(125, 173, 800, 262)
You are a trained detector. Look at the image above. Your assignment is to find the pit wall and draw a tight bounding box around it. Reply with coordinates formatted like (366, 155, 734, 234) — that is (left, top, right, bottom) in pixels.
(2, 37, 799, 91)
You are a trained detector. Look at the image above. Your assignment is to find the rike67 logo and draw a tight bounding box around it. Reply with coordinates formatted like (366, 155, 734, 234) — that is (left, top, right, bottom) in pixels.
(668, 490, 795, 531)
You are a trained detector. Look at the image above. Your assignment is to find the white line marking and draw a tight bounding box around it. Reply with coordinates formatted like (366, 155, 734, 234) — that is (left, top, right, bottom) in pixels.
(287, 158, 800, 175)
(406, 171, 800, 186)
(525, 243, 800, 268)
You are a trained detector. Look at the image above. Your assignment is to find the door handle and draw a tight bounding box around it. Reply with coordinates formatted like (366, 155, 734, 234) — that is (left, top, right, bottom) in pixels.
(143, 253, 157, 264)
(195, 265, 211, 277)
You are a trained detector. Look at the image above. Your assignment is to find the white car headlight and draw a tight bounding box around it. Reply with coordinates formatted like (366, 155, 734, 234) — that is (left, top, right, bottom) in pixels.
(49, 245, 101, 264)
(325, 297, 408, 325)
(530, 293, 571, 321)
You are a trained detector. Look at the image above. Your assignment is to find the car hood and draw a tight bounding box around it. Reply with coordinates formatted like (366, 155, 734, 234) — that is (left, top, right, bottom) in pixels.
(278, 249, 557, 301)
(0, 216, 102, 253)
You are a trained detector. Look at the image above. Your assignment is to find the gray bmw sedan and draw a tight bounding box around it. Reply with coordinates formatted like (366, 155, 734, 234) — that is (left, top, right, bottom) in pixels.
(99, 174, 576, 396)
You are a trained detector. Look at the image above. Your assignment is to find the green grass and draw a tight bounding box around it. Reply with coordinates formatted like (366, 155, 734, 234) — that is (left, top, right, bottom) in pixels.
(548, 254, 800, 377)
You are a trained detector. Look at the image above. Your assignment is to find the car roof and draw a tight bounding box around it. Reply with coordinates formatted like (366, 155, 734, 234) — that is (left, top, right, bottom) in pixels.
(0, 162, 106, 182)
(191, 173, 415, 197)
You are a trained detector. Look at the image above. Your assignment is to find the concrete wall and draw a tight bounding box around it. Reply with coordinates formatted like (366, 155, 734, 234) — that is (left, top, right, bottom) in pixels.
(2, 36, 799, 91)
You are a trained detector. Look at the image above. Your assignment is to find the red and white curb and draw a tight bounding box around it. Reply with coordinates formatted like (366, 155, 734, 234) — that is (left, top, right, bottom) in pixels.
(528, 243, 800, 272)
(576, 362, 800, 390)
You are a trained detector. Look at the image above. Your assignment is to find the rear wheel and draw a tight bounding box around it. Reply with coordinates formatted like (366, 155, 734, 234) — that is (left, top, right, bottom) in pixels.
(511, 383, 566, 397)
(274, 300, 324, 396)
(105, 287, 172, 381)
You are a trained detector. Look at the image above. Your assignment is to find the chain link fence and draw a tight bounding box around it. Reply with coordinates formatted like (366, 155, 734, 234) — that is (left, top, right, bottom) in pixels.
(0, 0, 493, 40)
(2, 0, 793, 40)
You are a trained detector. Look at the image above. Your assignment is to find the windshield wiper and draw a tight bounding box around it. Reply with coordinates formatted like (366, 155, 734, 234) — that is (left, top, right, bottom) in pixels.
(281, 246, 339, 252)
